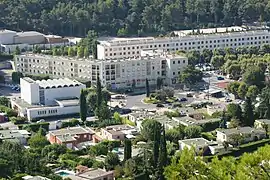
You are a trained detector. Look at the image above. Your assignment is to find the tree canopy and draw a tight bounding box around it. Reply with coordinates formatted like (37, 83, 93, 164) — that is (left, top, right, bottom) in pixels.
(1, 0, 270, 37)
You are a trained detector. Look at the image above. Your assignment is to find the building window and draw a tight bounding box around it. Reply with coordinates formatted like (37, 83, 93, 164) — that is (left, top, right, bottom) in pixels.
(178, 60, 180, 64)
(173, 61, 175, 64)
(173, 72, 175, 75)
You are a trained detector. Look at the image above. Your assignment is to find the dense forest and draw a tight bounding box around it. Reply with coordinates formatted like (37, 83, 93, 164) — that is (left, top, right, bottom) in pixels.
(0, 0, 270, 37)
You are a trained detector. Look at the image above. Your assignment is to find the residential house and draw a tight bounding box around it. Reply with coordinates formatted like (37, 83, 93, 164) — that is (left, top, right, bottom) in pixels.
(254, 119, 270, 130)
(22, 176, 51, 180)
(0, 129, 31, 145)
(216, 127, 266, 143)
(67, 166, 114, 180)
(47, 126, 95, 149)
(93, 124, 138, 142)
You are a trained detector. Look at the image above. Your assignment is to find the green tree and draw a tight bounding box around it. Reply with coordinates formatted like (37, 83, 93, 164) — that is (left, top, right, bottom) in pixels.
(96, 76, 102, 107)
(28, 129, 50, 149)
(79, 89, 87, 123)
(184, 125, 202, 139)
(227, 103, 242, 120)
(227, 81, 241, 99)
(243, 66, 265, 89)
(246, 85, 259, 101)
(105, 152, 120, 171)
(237, 82, 247, 99)
(210, 55, 225, 69)
(243, 97, 254, 126)
(157, 125, 167, 180)
(141, 119, 162, 141)
(165, 125, 185, 143)
(14, 46, 21, 55)
(257, 86, 270, 119)
(95, 102, 111, 121)
(164, 148, 208, 179)
(145, 78, 150, 97)
(12, 72, 23, 84)
(0, 97, 9, 107)
(84, 47, 90, 58)
(179, 65, 203, 89)
(77, 46, 84, 58)
(124, 139, 132, 161)
(68, 47, 76, 57)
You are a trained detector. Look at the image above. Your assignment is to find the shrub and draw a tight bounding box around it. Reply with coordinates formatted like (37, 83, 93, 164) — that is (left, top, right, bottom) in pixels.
(0, 105, 17, 117)
(23, 122, 49, 132)
(9, 116, 27, 124)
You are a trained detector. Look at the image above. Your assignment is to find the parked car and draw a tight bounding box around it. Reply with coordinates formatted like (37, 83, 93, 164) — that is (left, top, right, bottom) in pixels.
(217, 76, 224, 80)
(179, 97, 188, 102)
(156, 103, 164, 107)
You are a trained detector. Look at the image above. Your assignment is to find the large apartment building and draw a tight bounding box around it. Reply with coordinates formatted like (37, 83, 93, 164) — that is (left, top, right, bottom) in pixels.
(14, 50, 188, 89)
(97, 26, 270, 59)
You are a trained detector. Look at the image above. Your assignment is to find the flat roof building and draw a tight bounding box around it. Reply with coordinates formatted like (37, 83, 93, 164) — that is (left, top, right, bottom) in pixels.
(47, 127, 95, 149)
(216, 127, 266, 143)
(97, 26, 270, 59)
(11, 77, 85, 121)
(14, 50, 188, 89)
(0, 129, 31, 145)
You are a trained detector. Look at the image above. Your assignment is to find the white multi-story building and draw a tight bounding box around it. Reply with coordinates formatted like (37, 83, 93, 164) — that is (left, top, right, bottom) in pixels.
(11, 77, 86, 121)
(97, 26, 270, 59)
(14, 50, 188, 89)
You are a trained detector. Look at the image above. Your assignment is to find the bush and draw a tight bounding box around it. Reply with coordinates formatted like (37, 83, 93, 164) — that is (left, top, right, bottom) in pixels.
(201, 132, 216, 141)
(62, 119, 81, 128)
(23, 122, 49, 132)
(0, 54, 13, 61)
(0, 105, 17, 117)
(200, 120, 221, 132)
(9, 116, 27, 124)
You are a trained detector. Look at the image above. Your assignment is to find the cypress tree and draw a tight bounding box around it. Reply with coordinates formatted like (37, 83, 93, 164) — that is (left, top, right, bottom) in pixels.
(153, 123, 160, 168)
(124, 139, 132, 161)
(157, 125, 167, 180)
(243, 96, 254, 126)
(146, 78, 150, 97)
(79, 89, 87, 123)
(96, 76, 102, 107)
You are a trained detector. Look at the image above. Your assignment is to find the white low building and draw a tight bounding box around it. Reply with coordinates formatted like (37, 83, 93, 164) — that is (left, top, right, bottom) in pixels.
(14, 50, 188, 89)
(11, 77, 85, 121)
(97, 26, 270, 59)
(216, 127, 266, 143)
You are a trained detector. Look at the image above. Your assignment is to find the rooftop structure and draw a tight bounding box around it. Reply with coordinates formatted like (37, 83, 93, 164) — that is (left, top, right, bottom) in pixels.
(96, 124, 138, 142)
(172, 116, 221, 127)
(173, 26, 245, 36)
(0, 129, 31, 145)
(97, 26, 270, 60)
(48, 127, 95, 149)
(22, 175, 51, 180)
(66, 167, 114, 180)
(216, 127, 266, 143)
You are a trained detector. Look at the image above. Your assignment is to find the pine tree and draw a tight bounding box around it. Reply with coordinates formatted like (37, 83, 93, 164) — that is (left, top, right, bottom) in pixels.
(79, 89, 87, 123)
(146, 78, 150, 97)
(243, 97, 254, 126)
(124, 139, 132, 161)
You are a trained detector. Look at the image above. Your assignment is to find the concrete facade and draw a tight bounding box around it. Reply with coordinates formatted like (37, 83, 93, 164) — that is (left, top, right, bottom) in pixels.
(97, 27, 270, 59)
(15, 51, 188, 89)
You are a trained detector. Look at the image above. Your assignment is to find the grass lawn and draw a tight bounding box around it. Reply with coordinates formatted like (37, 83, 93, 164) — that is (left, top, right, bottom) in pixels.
(122, 118, 136, 126)
(143, 97, 160, 104)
